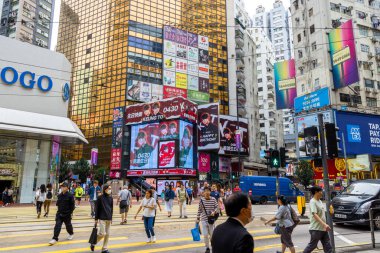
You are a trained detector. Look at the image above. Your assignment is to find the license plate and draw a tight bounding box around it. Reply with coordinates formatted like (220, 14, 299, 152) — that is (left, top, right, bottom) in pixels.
(335, 214, 347, 219)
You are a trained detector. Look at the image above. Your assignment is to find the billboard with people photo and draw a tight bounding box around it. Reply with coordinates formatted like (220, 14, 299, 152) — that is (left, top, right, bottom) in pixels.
(218, 115, 249, 156)
(130, 123, 160, 169)
(159, 120, 179, 140)
(179, 120, 194, 168)
(198, 103, 219, 150)
(158, 140, 176, 168)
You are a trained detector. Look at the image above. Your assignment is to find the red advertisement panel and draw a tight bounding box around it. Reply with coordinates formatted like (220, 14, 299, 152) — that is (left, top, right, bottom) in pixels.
(125, 96, 197, 125)
(312, 158, 347, 180)
(163, 86, 187, 99)
(127, 169, 196, 176)
(110, 148, 122, 170)
(110, 170, 121, 179)
(158, 141, 176, 168)
(198, 153, 211, 173)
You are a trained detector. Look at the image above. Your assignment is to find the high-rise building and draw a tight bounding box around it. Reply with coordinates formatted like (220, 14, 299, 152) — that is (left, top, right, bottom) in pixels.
(227, 0, 263, 173)
(290, 0, 380, 106)
(57, 0, 229, 166)
(0, 0, 55, 48)
(249, 27, 284, 152)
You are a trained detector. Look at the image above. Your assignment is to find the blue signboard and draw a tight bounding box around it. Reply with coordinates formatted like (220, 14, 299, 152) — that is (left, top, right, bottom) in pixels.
(336, 111, 380, 155)
(294, 87, 330, 113)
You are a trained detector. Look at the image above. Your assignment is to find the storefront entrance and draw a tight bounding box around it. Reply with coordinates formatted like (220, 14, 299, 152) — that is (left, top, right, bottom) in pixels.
(0, 180, 12, 194)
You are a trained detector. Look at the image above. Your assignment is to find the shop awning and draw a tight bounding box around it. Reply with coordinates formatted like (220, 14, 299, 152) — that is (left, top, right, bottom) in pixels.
(0, 107, 88, 144)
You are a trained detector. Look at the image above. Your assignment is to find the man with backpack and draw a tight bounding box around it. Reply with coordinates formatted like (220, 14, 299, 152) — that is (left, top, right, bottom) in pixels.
(117, 185, 132, 225)
(177, 183, 188, 219)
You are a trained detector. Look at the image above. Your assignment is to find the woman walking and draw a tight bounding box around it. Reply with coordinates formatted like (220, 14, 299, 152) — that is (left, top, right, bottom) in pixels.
(164, 185, 175, 217)
(90, 184, 113, 253)
(265, 196, 296, 253)
(44, 183, 53, 217)
(134, 189, 157, 243)
(35, 184, 47, 218)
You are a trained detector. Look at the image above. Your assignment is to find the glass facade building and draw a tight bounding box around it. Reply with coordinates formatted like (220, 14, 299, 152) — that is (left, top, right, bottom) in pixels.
(57, 0, 229, 167)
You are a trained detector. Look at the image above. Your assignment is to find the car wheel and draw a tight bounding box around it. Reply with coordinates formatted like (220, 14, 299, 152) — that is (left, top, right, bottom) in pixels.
(259, 196, 268, 205)
(373, 213, 380, 230)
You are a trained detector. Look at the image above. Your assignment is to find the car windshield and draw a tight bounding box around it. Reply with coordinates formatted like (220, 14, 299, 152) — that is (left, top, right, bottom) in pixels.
(342, 183, 380, 196)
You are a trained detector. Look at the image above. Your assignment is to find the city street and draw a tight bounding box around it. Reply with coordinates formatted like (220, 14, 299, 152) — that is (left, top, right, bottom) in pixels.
(0, 201, 378, 253)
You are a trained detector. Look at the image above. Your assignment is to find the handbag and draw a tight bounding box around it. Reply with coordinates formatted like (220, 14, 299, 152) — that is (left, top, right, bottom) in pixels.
(88, 223, 98, 245)
(191, 223, 201, 241)
(288, 205, 300, 226)
(201, 199, 218, 225)
(274, 223, 281, 235)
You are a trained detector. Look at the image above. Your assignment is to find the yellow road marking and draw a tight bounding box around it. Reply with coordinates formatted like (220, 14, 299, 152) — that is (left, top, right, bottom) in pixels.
(0, 237, 127, 251)
(42, 230, 275, 253)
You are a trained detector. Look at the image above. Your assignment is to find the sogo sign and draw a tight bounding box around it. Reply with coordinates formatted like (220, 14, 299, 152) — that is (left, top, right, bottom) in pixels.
(1, 66, 54, 92)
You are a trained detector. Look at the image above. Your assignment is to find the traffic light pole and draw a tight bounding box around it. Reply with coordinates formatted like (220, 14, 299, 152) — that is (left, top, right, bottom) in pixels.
(318, 113, 336, 252)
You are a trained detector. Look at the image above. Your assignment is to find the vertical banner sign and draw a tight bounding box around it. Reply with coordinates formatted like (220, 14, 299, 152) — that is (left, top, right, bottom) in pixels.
(198, 103, 220, 150)
(218, 115, 249, 156)
(50, 141, 60, 183)
(163, 26, 210, 103)
(235, 130, 241, 149)
(91, 148, 98, 166)
(274, 59, 297, 109)
(110, 148, 122, 170)
(328, 20, 359, 89)
(179, 120, 194, 168)
(198, 153, 211, 173)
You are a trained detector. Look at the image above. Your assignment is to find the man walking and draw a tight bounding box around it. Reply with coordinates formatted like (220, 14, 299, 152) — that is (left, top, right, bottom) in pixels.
(89, 181, 101, 218)
(303, 186, 333, 253)
(186, 186, 193, 205)
(177, 183, 188, 218)
(49, 183, 75, 245)
(211, 192, 254, 253)
(117, 185, 132, 225)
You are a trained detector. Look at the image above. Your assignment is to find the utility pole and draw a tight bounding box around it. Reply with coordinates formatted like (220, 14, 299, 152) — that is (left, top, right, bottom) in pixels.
(342, 133, 349, 185)
(318, 114, 336, 252)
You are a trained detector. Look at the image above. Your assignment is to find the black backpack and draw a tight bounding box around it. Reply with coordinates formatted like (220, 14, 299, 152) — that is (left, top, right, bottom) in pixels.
(47, 190, 53, 200)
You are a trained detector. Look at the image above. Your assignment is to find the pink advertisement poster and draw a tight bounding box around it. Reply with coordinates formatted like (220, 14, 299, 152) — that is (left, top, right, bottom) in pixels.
(198, 153, 210, 173)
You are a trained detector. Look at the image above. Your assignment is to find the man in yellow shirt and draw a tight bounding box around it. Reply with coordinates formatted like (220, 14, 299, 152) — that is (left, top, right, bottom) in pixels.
(74, 184, 84, 207)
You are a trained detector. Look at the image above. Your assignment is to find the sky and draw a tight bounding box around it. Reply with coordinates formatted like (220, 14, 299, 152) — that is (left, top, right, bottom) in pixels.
(50, 0, 289, 51)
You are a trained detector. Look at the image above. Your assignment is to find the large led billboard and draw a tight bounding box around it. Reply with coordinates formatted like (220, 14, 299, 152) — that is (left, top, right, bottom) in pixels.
(162, 26, 210, 104)
(274, 59, 297, 110)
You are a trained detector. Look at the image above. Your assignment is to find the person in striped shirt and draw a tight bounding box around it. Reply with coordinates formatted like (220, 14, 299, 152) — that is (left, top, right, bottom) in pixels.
(196, 186, 219, 253)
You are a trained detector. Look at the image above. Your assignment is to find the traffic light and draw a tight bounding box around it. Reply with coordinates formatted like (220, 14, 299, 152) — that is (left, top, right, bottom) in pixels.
(325, 123, 340, 158)
(264, 149, 272, 167)
(279, 147, 289, 168)
(304, 126, 319, 157)
(271, 149, 280, 168)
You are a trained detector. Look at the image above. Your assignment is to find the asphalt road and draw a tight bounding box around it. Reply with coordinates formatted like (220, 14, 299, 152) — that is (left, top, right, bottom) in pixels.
(0, 201, 378, 253)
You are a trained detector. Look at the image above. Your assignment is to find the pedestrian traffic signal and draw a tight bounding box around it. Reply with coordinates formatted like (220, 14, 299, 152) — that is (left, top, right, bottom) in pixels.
(325, 123, 340, 158)
(304, 126, 319, 157)
(279, 147, 289, 168)
(271, 149, 280, 168)
(264, 149, 272, 167)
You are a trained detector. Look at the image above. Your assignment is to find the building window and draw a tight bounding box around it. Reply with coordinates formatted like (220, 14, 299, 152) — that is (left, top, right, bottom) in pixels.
(86, 48, 91, 54)
(361, 44, 370, 53)
(87, 34, 92, 40)
(352, 95, 362, 104)
(356, 11, 366, 20)
(85, 63, 90, 69)
(310, 25, 315, 34)
(258, 87, 263, 91)
(312, 42, 317, 51)
(340, 93, 351, 102)
(258, 78, 262, 83)
(367, 97, 377, 107)
(309, 8, 313, 17)
(297, 34, 301, 42)
(315, 78, 320, 87)
(298, 50, 303, 59)
(260, 123, 265, 127)
(359, 26, 368, 36)
(84, 78, 89, 83)
(301, 84, 305, 93)
(365, 79, 375, 88)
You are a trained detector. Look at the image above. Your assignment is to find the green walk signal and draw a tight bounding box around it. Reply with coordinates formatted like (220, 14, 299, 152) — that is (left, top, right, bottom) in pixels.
(271, 150, 280, 168)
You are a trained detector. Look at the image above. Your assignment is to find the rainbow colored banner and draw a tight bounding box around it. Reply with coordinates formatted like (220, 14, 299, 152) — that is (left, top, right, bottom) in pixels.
(328, 20, 359, 89)
(274, 59, 297, 110)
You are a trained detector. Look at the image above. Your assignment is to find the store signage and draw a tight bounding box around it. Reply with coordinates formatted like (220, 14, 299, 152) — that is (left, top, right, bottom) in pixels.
(1, 66, 54, 92)
(0, 168, 17, 176)
(294, 87, 330, 113)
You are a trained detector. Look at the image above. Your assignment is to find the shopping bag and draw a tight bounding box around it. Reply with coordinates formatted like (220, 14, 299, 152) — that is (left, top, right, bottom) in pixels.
(191, 223, 201, 241)
(88, 224, 98, 245)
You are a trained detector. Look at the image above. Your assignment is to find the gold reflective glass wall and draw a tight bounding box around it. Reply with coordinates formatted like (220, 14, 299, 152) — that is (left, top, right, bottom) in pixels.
(57, 0, 228, 166)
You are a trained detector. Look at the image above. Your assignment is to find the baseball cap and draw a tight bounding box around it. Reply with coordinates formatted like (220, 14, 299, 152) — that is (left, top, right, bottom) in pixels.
(60, 182, 69, 188)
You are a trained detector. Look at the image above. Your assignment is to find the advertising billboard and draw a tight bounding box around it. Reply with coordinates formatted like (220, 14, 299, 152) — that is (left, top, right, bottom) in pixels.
(127, 169, 196, 176)
(110, 148, 122, 170)
(159, 120, 179, 140)
(125, 96, 197, 125)
(179, 120, 194, 168)
(126, 80, 163, 102)
(219, 156, 231, 173)
(163, 26, 210, 103)
(198, 153, 211, 173)
(312, 158, 347, 180)
(158, 141, 176, 168)
(218, 115, 249, 156)
(198, 103, 219, 150)
(328, 20, 359, 89)
(294, 87, 330, 113)
(335, 111, 380, 155)
(347, 154, 371, 172)
(274, 59, 297, 110)
(130, 123, 160, 169)
(296, 111, 334, 158)
(157, 180, 189, 195)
